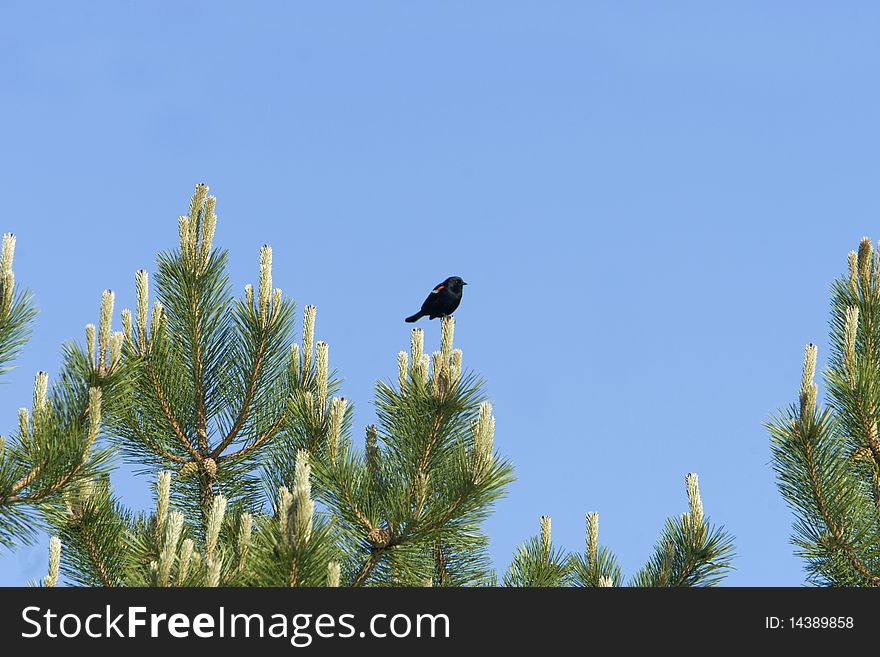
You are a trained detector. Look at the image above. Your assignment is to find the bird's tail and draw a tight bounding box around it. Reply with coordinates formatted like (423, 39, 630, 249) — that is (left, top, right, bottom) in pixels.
(405, 311, 424, 323)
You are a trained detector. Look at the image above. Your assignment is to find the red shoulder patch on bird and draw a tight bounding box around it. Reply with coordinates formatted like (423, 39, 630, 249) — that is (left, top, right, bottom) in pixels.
(432, 285, 445, 293)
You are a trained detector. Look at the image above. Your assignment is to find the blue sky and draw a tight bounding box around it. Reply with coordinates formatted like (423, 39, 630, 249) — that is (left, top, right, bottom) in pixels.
(2, 2, 879, 585)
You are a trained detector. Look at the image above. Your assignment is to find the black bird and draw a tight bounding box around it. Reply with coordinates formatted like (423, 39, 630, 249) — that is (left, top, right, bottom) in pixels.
(405, 276, 467, 323)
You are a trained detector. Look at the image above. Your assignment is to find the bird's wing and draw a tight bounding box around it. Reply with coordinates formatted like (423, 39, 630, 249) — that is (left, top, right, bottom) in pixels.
(417, 281, 446, 312)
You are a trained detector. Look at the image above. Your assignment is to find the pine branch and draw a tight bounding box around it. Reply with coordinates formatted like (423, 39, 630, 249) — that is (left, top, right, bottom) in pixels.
(212, 330, 268, 458)
(1, 291, 117, 549)
(144, 359, 200, 460)
(218, 404, 288, 463)
(352, 551, 382, 587)
(770, 237, 880, 585)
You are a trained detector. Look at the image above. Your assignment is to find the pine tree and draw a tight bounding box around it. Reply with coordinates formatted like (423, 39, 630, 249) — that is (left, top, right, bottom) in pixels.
(1, 185, 735, 587)
(14, 184, 514, 587)
(769, 237, 880, 586)
(504, 473, 734, 587)
(0, 233, 115, 551)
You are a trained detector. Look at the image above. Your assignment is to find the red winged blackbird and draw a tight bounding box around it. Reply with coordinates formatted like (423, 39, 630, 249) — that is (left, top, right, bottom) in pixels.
(405, 276, 467, 323)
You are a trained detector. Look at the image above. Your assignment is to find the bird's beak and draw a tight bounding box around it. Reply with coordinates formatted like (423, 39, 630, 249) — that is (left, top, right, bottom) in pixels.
(462, 281, 468, 285)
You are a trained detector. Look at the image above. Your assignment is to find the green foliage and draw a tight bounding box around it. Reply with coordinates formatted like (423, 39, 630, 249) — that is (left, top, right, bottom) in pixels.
(2, 186, 735, 587)
(115, 210, 303, 520)
(769, 238, 880, 586)
(569, 545, 622, 588)
(11, 185, 515, 587)
(568, 513, 622, 588)
(0, 234, 116, 550)
(504, 518, 569, 587)
(313, 377, 513, 586)
(506, 475, 735, 587)
(45, 477, 133, 586)
(629, 516, 736, 587)
(0, 268, 35, 377)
